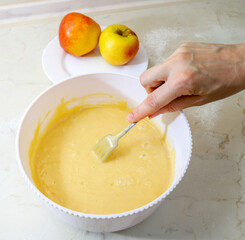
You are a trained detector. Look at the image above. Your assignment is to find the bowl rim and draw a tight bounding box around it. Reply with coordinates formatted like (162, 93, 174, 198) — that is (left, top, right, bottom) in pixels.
(16, 72, 192, 220)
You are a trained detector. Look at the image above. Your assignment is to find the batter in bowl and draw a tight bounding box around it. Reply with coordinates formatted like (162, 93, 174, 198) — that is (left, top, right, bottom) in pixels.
(29, 95, 175, 214)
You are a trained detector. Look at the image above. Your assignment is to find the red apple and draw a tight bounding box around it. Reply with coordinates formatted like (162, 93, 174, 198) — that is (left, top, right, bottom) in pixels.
(59, 12, 101, 56)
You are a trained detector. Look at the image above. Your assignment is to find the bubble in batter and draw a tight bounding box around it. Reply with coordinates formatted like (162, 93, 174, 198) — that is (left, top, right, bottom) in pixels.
(139, 152, 148, 159)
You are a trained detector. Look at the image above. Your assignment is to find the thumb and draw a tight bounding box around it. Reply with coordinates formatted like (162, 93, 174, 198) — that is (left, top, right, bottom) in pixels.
(149, 95, 203, 118)
(127, 82, 178, 122)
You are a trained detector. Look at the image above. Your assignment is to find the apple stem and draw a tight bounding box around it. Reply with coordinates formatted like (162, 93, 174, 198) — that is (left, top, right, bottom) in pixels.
(115, 29, 123, 36)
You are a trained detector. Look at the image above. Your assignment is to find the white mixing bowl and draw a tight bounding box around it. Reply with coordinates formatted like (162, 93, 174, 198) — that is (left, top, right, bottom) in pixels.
(16, 73, 192, 232)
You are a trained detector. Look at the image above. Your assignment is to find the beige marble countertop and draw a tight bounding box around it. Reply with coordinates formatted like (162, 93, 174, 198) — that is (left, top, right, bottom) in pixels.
(1, 0, 245, 239)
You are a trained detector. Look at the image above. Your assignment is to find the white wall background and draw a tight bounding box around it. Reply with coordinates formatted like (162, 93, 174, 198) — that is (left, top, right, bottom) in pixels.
(0, 0, 181, 24)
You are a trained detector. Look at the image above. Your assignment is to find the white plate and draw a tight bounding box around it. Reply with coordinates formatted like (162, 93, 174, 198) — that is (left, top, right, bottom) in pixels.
(42, 35, 148, 84)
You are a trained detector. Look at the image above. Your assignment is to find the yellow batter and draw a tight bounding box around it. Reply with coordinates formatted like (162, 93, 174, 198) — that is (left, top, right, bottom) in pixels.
(29, 95, 175, 214)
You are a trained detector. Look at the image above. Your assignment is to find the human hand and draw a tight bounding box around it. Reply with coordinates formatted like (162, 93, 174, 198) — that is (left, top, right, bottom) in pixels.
(127, 42, 245, 122)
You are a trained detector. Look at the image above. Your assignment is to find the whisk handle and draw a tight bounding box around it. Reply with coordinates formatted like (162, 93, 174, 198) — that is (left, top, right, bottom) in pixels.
(117, 122, 137, 139)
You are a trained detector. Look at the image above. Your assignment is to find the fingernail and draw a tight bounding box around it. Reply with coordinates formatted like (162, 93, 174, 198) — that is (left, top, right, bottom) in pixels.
(126, 112, 134, 122)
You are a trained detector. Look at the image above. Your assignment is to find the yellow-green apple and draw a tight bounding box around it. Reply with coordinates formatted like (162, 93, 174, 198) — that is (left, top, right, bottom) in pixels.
(99, 24, 139, 65)
(59, 12, 101, 56)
